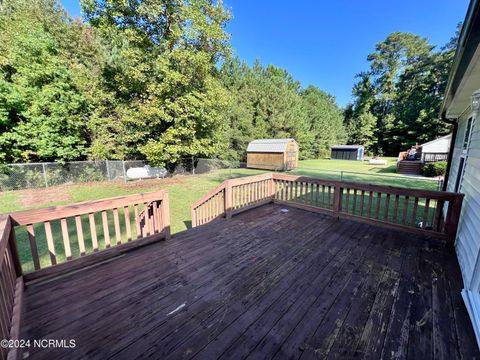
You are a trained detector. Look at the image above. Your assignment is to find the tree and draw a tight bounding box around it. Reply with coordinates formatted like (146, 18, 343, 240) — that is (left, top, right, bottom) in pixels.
(81, 0, 232, 165)
(347, 31, 457, 155)
(0, 0, 91, 162)
(220, 58, 345, 160)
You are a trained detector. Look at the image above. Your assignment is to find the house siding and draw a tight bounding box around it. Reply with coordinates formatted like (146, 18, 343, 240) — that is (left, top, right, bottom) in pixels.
(448, 110, 480, 292)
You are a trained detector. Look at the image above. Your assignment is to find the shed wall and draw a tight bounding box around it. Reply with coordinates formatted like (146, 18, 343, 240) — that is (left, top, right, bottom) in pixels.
(247, 153, 285, 170)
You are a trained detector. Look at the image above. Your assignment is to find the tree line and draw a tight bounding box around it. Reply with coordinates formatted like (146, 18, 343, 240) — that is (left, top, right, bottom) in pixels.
(0, 0, 458, 165)
(344, 31, 458, 156)
(0, 0, 346, 165)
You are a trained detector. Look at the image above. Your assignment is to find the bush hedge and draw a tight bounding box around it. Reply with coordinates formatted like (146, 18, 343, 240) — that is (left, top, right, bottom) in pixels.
(422, 161, 447, 177)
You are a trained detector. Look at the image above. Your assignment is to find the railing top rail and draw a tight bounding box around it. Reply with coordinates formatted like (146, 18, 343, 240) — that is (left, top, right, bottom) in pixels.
(228, 173, 274, 187)
(272, 173, 462, 201)
(192, 183, 226, 209)
(9, 190, 168, 225)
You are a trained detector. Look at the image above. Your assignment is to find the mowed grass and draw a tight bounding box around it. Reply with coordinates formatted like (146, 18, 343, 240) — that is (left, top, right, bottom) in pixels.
(0, 158, 441, 272)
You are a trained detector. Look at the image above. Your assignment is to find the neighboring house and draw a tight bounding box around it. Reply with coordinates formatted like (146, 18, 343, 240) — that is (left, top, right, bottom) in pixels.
(441, 0, 480, 346)
(419, 134, 451, 162)
(246, 139, 299, 170)
(330, 145, 364, 161)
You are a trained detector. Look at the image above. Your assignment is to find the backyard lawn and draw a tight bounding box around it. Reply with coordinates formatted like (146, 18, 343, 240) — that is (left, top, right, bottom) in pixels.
(0, 158, 442, 272)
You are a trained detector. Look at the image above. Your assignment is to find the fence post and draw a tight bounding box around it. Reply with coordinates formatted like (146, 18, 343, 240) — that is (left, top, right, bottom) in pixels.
(42, 163, 48, 188)
(106, 159, 111, 181)
(122, 160, 127, 183)
(225, 180, 233, 219)
(191, 157, 195, 176)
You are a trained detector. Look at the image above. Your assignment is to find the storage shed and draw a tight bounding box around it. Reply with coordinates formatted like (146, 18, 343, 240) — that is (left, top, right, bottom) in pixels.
(246, 139, 299, 170)
(330, 145, 364, 161)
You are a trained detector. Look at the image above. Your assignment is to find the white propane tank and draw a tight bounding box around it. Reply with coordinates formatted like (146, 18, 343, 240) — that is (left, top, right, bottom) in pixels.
(126, 165, 167, 180)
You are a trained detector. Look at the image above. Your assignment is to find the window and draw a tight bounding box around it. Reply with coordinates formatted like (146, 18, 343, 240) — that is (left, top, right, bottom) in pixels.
(464, 117, 473, 151)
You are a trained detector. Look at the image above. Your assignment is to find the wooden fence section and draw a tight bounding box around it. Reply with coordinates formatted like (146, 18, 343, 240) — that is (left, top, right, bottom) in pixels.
(0, 216, 23, 360)
(9, 191, 170, 281)
(191, 173, 464, 242)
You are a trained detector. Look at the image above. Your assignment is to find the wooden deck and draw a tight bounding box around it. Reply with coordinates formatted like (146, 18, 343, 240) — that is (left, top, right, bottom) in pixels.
(19, 204, 478, 359)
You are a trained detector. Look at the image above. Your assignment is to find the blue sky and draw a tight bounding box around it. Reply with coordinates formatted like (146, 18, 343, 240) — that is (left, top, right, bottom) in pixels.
(60, 0, 468, 107)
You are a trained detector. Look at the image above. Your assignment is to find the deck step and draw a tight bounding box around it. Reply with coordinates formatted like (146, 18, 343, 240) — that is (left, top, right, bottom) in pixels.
(397, 161, 422, 175)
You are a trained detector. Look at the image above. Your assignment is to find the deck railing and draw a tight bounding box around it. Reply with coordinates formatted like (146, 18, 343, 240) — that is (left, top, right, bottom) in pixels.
(8, 190, 170, 281)
(191, 173, 464, 242)
(191, 174, 274, 227)
(0, 216, 23, 360)
(422, 152, 449, 162)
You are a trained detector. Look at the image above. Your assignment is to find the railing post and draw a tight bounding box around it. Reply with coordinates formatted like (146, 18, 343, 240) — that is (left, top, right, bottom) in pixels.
(333, 185, 342, 219)
(444, 194, 464, 243)
(7, 218, 23, 277)
(191, 207, 197, 228)
(269, 174, 276, 201)
(225, 180, 233, 219)
(161, 193, 171, 240)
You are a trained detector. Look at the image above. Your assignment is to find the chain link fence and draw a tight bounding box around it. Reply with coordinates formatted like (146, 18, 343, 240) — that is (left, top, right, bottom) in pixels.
(0, 158, 442, 192)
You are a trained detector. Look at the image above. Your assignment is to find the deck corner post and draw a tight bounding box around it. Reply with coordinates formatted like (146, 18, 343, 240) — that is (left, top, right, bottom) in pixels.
(445, 194, 464, 244)
(225, 180, 233, 219)
(8, 218, 23, 277)
(191, 207, 197, 228)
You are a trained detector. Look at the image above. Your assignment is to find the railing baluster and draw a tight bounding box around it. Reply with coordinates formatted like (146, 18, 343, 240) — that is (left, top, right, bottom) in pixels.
(113, 208, 122, 244)
(384, 193, 390, 221)
(375, 192, 381, 219)
(102, 210, 111, 247)
(44, 221, 56, 265)
(26, 224, 40, 270)
(401, 196, 409, 225)
(360, 190, 365, 216)
(134, 204, 141, 238)
(328, 186, 332, 208)
(411, 197, 419, 226)
(367, 191, 373, 218)
(352, 189, 357, 215)
(422, 198, 431, 229)
(60, 218, 72, 260)
(75, 215, 86, 256)
(124, 206, 132, 241)
(393, 195, 400, 223)
(88, 213, 99, 251)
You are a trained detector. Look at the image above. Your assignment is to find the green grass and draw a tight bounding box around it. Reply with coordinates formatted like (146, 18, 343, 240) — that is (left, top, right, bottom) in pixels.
(0, 158, 441, 272)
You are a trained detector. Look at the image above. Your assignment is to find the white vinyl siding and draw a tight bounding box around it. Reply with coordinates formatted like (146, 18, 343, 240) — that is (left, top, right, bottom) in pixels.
(448, 111, 480, 291)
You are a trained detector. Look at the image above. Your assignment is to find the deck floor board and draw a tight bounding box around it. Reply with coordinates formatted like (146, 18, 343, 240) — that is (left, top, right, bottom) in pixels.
(19, 204, 479, 359)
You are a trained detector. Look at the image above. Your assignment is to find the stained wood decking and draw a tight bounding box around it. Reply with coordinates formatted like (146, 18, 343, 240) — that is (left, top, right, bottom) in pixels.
(19, 204, 478, 359)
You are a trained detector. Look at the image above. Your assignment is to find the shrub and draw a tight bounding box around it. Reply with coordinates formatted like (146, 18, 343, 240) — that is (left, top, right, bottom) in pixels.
(422, 161, 447, 177)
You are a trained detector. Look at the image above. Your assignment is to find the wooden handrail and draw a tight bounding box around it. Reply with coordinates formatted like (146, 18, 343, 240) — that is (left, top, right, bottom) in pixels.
(191, 173, 464, 242)
(6, 190, 170, 281)
(10, 190, 168, 225)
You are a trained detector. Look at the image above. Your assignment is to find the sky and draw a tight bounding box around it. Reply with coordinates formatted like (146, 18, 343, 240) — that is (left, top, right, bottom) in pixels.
(59, 0, 469, 107)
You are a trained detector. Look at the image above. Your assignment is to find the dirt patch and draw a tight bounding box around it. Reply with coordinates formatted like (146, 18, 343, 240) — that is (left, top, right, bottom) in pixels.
(16, 176, 191, 209)
(20, 186, 72, 208)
